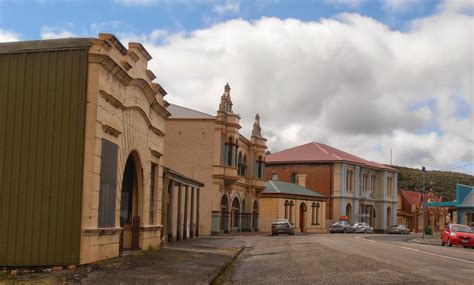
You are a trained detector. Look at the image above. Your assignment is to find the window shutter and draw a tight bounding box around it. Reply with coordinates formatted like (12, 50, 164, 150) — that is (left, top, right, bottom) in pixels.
(98, 139, 118, 228)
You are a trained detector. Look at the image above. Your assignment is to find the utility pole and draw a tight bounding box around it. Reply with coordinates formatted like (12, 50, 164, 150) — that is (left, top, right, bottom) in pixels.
(422, 166, 426, 239)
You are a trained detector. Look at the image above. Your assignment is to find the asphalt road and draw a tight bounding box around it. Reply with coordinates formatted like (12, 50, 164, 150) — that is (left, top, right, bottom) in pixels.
(220, 233, 474, 284)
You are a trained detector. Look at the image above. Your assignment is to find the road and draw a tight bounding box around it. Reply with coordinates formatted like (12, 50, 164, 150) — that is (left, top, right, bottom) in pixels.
(219, 233, 474, 284)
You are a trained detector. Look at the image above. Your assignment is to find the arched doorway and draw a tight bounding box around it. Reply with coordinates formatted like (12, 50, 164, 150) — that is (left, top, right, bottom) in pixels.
(252, 200, 259, 231)
(120, 152, 142, 251)
(300, 203, 307, 232)
(231, 197, 240, 231)
(346, 203, 352, 224)
(387, 206, 392, 227)
(220, 195, 229, 232)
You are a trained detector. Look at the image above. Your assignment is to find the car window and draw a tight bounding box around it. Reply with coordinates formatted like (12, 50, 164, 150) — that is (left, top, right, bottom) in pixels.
(451, 225, 473, 233)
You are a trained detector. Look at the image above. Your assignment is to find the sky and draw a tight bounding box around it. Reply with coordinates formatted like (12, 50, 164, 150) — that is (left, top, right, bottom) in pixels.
(1, 0, 473, 175)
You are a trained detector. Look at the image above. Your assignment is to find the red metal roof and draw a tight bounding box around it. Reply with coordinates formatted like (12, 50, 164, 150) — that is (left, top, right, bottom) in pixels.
(266, 142, 398, 171)
(400, 189, 442, 206)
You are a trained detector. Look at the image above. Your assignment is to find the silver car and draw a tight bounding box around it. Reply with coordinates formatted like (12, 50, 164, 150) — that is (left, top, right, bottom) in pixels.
(387, 224, 410, 235)
(271, 219, 295, 236)
(329, 220, 355, 233)
(353, 222, 374, 233)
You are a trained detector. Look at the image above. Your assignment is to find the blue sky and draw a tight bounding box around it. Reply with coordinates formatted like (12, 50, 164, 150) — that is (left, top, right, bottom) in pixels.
(1, 0, 440, 40)
(1, 0, 473, 175)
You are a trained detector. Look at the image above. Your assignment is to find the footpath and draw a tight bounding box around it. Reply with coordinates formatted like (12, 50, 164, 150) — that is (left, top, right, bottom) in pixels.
(1, 236, 247, 284)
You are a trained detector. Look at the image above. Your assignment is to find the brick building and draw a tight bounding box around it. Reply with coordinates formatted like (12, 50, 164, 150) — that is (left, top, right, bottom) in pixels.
(398, 189, 447, 233)
(265, 142, 398, 232)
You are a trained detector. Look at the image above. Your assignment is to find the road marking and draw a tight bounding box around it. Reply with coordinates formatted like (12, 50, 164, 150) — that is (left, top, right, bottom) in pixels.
(355, 236, 474, 265)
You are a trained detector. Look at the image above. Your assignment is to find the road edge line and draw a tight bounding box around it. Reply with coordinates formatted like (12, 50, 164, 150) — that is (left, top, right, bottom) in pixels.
(354, 236, 474, 265)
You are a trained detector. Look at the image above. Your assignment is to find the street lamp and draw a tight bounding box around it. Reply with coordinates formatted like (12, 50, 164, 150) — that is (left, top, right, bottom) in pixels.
(421, 166, 426, 239)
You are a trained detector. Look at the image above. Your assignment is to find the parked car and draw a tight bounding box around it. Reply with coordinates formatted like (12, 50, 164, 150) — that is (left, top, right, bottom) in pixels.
(353, 222, 374, 234)
(441, 224, 474, 248)
(329, 220, 355, 233)
(387, 225, 410, 235)
(271, 219, 295, 236)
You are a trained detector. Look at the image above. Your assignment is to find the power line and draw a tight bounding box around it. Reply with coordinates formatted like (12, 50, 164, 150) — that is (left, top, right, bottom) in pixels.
(444, 163, 474, 171)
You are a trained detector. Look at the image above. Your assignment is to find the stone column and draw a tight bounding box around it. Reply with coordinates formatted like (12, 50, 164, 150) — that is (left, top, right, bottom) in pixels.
(183, 185, 189, 239)
(167, 180, 175, 242)
(177, 183, 182, 241)
(196, 188, 200, 237)
(190, 187, 195, 238)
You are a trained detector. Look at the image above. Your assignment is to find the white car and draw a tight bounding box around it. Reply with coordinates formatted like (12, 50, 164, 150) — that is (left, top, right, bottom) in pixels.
(353, 222, 374, 233)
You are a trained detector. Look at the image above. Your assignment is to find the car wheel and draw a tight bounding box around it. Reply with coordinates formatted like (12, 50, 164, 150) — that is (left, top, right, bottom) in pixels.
(448, 239, 452, 247)
(276, 233, 278, 236)
(463, 246, 468, 248)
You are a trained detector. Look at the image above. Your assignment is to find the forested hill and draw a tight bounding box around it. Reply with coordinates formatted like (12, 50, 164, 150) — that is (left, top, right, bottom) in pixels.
(394, 166, 474, 201)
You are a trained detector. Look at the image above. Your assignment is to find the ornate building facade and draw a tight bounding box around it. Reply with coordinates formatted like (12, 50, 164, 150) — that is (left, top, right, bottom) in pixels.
(0, 34, 202, 266)
(164, 84, 267, 236)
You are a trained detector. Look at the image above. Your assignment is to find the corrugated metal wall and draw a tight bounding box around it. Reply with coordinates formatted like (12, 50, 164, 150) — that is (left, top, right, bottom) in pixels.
(0, 47, 88, 266)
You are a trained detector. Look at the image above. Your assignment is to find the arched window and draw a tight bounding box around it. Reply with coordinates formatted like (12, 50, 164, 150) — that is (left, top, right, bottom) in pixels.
(237, 152, 243, 176)
(232, 197, 240, 228)
(346, 203, 352, 223)
(257, 156, 263, 179)
(284, 200, 289, 219)
(220, 195, 229, 230)
(311, 203, 316, 224)
(346, 169, 354, 192)
(316, 203, 320, 225)
(289, 201, 294, 223)
(227, 137, 233, 166)
(242, 155, 248, 177)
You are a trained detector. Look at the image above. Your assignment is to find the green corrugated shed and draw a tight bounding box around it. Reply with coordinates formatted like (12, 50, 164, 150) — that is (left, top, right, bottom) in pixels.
(0, 38, 91, 266)
(264, 180, 326, 198)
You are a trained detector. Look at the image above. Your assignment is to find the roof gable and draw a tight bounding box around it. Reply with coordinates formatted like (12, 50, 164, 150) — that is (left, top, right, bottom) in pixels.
(167, 103, 215, 119)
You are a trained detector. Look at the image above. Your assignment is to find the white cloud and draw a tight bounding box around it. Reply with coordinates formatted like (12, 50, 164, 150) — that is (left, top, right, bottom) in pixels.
(212, 0, 240, 15)
(0, 29, 20, 42)
(118, 8, 473, 174)
(40, 26, 76, 39)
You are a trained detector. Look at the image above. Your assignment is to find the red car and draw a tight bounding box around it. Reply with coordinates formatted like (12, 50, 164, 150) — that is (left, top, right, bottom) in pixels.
(441, 224, 474, 248)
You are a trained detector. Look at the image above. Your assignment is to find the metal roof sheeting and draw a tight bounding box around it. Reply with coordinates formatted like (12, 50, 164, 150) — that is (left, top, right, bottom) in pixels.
(263, 180, 325, 198)
(167, 103, 215, 119)
(266, 142, 398, 172)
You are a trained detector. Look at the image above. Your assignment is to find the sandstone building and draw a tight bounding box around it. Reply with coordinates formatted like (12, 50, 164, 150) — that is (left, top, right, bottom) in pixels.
(164, 84, 267, 236)
(0, 34, 202, 266)
(265, 142, 398, 232)
(259, 180, 327, 233)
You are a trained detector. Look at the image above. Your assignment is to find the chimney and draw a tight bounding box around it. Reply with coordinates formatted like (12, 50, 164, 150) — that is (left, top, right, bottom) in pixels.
(296, 174, 307, 188)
